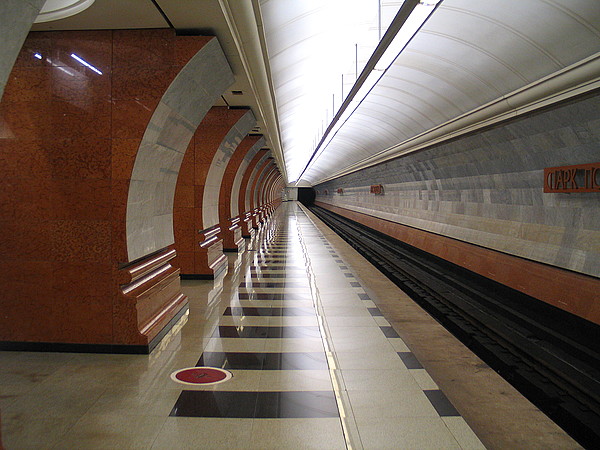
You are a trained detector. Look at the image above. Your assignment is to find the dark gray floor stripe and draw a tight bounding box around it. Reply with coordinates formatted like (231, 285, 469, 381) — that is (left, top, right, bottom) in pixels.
(424, 390, 460, 417)
(397, 352, 423, 369)
(380, 326, 400, 338)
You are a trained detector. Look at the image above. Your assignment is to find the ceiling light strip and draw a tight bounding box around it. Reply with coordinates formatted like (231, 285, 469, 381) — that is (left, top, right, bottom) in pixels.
(296, 0, 443, 184)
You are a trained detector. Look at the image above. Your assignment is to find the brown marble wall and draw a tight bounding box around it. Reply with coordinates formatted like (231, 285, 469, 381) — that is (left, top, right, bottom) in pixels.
(239, 149, 269, 237)
(172, 107, 248, 275)
(0, 30, 211, 346)
(316, 202, 600, 325)
(257, 168, 279, 221)
(247, 159, 274, 229)
(262, 169, 279, 205)
(218, 135, 263, 250)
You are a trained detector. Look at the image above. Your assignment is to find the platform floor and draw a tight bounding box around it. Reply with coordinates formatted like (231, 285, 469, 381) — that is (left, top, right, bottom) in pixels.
(0, 202, 578, 448)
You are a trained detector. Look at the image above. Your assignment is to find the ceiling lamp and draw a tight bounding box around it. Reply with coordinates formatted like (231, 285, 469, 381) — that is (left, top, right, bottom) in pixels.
(34, 0, 95, 23)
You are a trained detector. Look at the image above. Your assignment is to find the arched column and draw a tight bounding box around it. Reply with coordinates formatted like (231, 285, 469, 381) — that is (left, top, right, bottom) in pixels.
(257, 167, 279, 221)
(265, 170, 282, 215)
(247, 157, 274, 230)
(272, 175, 284, 207)
(219, 134, 265, 252)
(268, 172, 283, 209)
(172, 107, 255, 277)
(238, 149, 269, 238)
(253, 160, 277, 225)
(126, 40, 235, 262)
(0, 30, 233, 352)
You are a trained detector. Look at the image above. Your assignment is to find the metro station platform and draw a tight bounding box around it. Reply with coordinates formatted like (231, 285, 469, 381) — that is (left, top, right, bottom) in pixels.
(0, 202, 578, 449)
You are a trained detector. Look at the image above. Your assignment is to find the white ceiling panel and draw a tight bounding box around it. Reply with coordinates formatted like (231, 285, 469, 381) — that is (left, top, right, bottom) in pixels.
(298, 0, 600, 184)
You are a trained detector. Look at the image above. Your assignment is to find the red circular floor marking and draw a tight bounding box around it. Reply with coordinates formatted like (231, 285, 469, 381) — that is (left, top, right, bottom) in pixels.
(170, 367, 233, 386)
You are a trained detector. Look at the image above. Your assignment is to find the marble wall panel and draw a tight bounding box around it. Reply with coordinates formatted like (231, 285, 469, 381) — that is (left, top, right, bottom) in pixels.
(316, 92, 600, 281)
(230, 136, 266, 218)
(126, 38, 234, 262)
(202, 109, 256, 228)
(245, 153, 272, 213)
(0, 29, 219, 347)
(171, 107, 248, 274)
(253, 161, 275, 209)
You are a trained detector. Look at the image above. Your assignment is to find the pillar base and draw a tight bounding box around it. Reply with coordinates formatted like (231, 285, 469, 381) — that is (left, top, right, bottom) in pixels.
(115, 247, 189, 350)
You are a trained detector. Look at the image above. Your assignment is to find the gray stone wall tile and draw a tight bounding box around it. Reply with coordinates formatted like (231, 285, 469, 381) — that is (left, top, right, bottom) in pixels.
(316, 93, 600, 277)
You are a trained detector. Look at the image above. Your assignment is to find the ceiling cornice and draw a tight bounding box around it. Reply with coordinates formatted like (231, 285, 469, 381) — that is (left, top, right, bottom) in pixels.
(217, 0, 288, 183)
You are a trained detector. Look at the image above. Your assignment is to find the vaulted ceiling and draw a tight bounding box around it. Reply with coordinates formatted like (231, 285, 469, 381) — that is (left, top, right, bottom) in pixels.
(32, 0, 600, 186)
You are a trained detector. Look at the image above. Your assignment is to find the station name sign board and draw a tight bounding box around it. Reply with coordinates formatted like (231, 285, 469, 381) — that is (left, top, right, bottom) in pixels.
(544, 162, 600, 193)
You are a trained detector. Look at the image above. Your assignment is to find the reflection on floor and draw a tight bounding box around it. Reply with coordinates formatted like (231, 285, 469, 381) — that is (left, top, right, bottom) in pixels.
(0, 202, 484, 449)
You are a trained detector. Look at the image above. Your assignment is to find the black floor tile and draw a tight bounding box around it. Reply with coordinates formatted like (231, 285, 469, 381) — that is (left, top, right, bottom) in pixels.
(224, 307, 273, 317)
(254, 391, 339, 418)
(343, 273, 354, 278)
(250, 266, 303, 271)
(197, 352, 329, 370)
(397, 352, 423, 369)
(223, 307, 316, 316)
(358, 293, 371, 300)
(238, 293, 312, 301)
(170, 391, 258, 418)
(380, 326, 400, 338)
(250, 273, 286, 278)
(368, 307, 384, 316)
(262, 352, 329, 370)
(212, 326, 320, 339)
(212, 326, 270, 338)
(349, 282, 361, 287)
(197, 352, 264, 370)
(239, 281, 308, 288)
(255, 259, 286, 264)
(424, 390, 460, 416)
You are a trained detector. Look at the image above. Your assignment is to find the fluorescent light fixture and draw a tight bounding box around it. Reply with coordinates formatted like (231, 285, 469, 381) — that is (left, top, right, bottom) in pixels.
(298, 0, 442, 182)
(70, 53, 102, 75)
(374, 1, 441, 70)
(34, 53, 42, 60)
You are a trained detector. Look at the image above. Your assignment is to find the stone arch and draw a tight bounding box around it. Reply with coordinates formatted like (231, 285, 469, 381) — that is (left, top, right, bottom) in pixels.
(126, 38, 234, 261)
(201, 109, 256, 229)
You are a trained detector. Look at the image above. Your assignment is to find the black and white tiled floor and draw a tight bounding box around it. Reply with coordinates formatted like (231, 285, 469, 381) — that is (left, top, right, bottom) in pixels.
(168, 203, 484, 448)
(0, 203, 485, 449)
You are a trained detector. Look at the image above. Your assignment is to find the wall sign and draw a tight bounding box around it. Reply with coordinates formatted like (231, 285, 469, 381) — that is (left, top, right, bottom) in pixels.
(370, 184, 384, 195)
(544, 162, 600, 193)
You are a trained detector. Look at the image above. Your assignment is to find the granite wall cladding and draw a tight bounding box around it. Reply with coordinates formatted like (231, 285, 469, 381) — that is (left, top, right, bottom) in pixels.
(254, 161, 276, 209)
(261, 169, 279, 205)
(316, 92, 600, 279)
(246, 155, 273, 212)
(172, 107, 249, 274)
(202, 109, 256, 228)
(0, 30, 215, 345)
(238, 149, 269, 236)
(230, 136, 266, 218)
(126, 37, 234, 261)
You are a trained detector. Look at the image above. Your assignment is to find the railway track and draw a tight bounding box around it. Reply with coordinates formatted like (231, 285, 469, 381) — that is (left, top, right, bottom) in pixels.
(310, 205, 600, 448)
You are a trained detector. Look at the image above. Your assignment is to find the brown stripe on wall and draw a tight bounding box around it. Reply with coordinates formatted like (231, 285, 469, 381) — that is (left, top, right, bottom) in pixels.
(315, 201, 600, 325)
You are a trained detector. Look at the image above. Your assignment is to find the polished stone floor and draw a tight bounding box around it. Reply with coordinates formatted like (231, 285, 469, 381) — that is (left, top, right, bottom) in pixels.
(0, 202, 577, 448)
